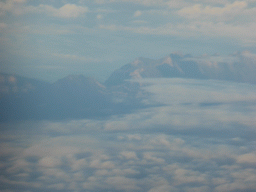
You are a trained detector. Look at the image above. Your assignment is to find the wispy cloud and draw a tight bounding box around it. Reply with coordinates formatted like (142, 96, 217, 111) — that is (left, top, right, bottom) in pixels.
(0, 1, 89, 18)
(177, 1, 248, 20)
(37, 4, 89, 18)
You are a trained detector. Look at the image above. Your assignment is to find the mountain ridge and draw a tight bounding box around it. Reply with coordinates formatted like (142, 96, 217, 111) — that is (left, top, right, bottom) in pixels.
(105, 52, 256, 86)
(1, 51, 256, 121)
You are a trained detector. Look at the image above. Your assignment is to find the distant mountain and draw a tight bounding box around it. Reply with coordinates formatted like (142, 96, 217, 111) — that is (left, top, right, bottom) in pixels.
(0, 73, 50, 121)
(105, 52, 256, 86)
(1, 51, 256, 122)
(0, 73, 50, 96)
(0, 73, 149, 122)
(0, 74, 114, 121)
(35, 75, 113, 120)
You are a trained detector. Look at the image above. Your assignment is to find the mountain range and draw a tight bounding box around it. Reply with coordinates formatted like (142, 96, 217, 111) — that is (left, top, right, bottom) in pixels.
(1, 52, 256, 122)
(106, 52, 256, 85)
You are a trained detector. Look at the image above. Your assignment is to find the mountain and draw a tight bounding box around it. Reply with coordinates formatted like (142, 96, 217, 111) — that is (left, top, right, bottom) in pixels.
(35, 75, 113, 120)
(0, 74, 113, 121)
(0, 73, 50, 96)
(1, 51, 256, 122)
(105, 52, 256, 86)
(0, 73, 50, 121)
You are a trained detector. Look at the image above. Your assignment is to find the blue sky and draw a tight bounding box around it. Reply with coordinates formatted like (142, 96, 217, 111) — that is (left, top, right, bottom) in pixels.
(1, 0, 256, 82)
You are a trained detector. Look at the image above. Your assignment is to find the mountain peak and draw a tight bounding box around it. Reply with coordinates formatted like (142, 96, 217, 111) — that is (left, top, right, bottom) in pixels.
(105, 52, 256, 85)
(131, 58, 143, 66)
(161, 56, 173, 66)
(131, 57, 156, 66)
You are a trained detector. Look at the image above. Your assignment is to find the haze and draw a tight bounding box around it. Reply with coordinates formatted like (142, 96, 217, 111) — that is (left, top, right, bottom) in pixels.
(1, 0, 256, 192)
(1, 0, 256, 81)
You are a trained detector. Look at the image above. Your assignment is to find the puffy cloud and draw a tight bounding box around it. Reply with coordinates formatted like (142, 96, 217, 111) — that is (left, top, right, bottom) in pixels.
(0, 1, 88, 18)
(94, 0, 167, 6)
(38, 4, 88, 18)
(177, 1, 248, 20)
(100, 21, 256, 44)
(120, 151, 138, 159)
(1, 78, 256, 191)
(237, 153, 256, 164)
(148, 184, 179, 192)
(134, 10, 142, 17)
(0, 0, 27, 15)
(105, 176, 139, 191)
(38, 156, 61, 168)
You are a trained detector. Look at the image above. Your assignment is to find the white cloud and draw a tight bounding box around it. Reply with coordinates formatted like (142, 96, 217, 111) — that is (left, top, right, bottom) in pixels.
(39, 4, 88, 18)
(173, 168, 207, 185)
(94, 0, 166, 6)
(143, 152, 165, 164)
(0, 22, 7, 29)
(134, 10, 142, 17)
(97, 14, 103, 19)
(0, 1, 88, 18)
(100, 19, 256, 45)
(1, 124, 256, 191)
(105, 176, 139, 191)
(38, 156, 61, 168)
(1, 76, 256, 191)
(120, 151, 138, 159)
(177, 1, 248, 20)
(148, 184, 179, 192)
(237, 153, 256, 164)
(0, 0, 27, 15)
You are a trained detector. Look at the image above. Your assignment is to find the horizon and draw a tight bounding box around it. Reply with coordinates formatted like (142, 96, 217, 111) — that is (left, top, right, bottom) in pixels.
(1, 50, 256, 83)
(1, 0, 256, 82)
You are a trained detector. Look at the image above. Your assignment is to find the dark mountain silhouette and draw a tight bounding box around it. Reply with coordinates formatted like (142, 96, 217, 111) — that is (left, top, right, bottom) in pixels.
(0, 74, 113, 121)
(0, 73, 148, 122)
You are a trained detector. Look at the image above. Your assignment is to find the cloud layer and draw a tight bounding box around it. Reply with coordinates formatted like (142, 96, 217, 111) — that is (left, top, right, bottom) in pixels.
(1, 78, 256, 191)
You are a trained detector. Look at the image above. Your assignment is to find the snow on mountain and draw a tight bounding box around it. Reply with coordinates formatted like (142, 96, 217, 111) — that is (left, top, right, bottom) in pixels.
(105, 52, 256, 86)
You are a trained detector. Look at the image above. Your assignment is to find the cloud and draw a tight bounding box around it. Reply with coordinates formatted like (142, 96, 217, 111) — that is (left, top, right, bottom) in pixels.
(38, 156, 62, 168)
(99, 21, 256, 44)
(0, 0, 27, 15)
(134, 10, 142, 17)
(105, 176, 139, 191)
(0, 1, 88, 18)
(97, 14, 103, 19)
(237, 153, 256, 164)
(1, 125, 256, 191)
(148, 184, 179, 192)
(92, 0, 256, 46)
(120, 151, 138, 160)
(38, 4, 88, 18)
(94, 0, 167, 6)
(1, 78, 256, 191)
(177, 1, 248, 20)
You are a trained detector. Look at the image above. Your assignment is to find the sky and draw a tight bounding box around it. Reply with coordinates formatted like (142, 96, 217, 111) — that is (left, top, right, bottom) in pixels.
(1, 1, 256, 191)
(1, 78, 256, 191)
(1, 0, 256, 82)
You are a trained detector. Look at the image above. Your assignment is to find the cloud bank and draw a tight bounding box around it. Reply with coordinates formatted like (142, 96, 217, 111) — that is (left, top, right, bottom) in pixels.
(1, 78, 256, 191)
